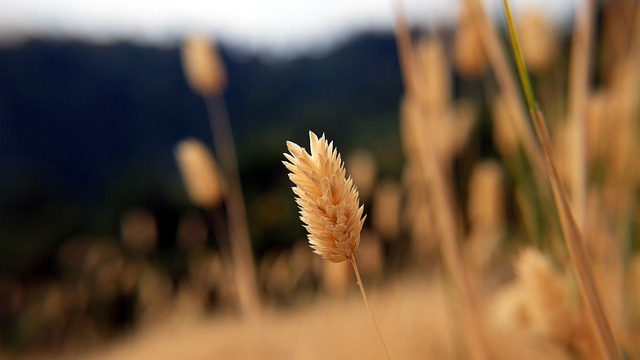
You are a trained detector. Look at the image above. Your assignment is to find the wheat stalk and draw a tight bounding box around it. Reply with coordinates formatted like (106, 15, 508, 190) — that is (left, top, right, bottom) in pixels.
(283, 131, 390, 360)
(393, 4, 487, 359)
(501, 1, 620, 358)
(463, 0, 545, 180)
(181, 34, 262, 319)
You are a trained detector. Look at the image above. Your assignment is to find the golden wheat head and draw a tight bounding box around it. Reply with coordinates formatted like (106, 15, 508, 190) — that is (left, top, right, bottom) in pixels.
(283, 131, 366, 263)
(175, 138, 223, 208)
(181, 34, 227, 97)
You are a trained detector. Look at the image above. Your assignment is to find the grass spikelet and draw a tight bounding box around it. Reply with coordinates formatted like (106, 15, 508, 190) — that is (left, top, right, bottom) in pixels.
(490, 248, 597, 358)
(175, 138, 223, 208)
(415, 37, 450, 117)
(284, 131, 390, 359)
(454, 6, 488, 77)
(283, 131, 365, 262)
(516, 10, 559, 74)
(513, 249, 572, 336)
(181, 34, 227, 97)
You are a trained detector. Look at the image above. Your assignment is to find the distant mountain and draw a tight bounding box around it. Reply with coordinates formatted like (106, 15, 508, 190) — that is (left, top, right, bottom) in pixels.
(0, 33, 402, 196)
(0, 33, 404, 272)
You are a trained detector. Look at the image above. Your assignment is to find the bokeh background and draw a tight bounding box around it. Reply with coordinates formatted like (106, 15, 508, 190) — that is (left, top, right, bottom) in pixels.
(2, 0, 639, 359)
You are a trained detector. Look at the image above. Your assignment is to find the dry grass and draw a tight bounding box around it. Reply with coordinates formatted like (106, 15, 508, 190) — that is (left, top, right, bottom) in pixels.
(50, 272, 588, 360)
(54, 276, 449, 360)
(284, 131, 389, 358)
(181, 34, 262, 319)
(47, 277, 564, 360)
(7, 2, 640, 359)
(394, 6, 487, 359)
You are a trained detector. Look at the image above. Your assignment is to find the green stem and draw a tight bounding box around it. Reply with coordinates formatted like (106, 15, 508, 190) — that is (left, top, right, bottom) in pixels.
(501, 1, 620, 358)
(502, 0, 537, 112)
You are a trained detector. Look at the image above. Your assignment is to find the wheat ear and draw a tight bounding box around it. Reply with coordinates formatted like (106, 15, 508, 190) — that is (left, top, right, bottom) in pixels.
(284, 131, 390, 360)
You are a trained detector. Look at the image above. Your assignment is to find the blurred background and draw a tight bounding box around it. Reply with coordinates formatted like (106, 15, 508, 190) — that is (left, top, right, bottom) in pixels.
(3, 0, 638, 359)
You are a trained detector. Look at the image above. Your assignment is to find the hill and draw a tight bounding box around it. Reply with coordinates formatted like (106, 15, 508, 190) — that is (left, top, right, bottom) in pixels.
(0, 33, 403, 272)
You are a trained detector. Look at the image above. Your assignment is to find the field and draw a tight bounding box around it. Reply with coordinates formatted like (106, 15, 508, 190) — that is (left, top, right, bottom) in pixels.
(3, 0, 640, 359)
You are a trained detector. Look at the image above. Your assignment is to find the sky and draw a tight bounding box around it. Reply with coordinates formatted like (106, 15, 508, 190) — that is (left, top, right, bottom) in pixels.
(0, 0, 577, 56)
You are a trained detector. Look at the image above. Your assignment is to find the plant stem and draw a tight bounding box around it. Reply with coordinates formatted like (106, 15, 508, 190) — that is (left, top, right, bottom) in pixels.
(349, 256, 390, 360)
(501, 1, 536, 111)
(393, 4, 487, 359)
(463, 0, 546, 180)
(501, 1, 620, 358)
(531, 109, 619, 360)
(205, 95, 262, 319)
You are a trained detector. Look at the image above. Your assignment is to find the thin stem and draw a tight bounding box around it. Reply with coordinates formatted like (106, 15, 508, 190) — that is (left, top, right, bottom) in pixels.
(205, 95, 262, 319)
(502, 1, 620, 358)
(532, 109, 620, 360)
(205, 207, 235, 291)
(349, 257, 390, 360)
(463, 0, 546, 180)
(393, 4, 487, 359)
(502, 0, 536, 111)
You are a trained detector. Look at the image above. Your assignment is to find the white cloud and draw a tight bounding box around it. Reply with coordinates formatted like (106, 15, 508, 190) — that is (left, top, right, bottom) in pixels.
(0, 0, 576, 54)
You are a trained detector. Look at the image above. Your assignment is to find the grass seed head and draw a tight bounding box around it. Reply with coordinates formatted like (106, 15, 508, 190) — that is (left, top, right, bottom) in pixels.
(517, 10, 558, 74)
(175, 138, 223, 208)
(454, 9, 487, 77)
(181, 34, 227, 97)
(415, 37, 450, 115)
(283, 131, 366, 263)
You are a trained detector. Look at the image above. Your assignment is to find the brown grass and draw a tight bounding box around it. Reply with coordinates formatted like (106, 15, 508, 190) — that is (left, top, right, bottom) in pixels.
(393, 4, 487, 359)
(53, 273, 595, 360)
(59, 277, 447, 360)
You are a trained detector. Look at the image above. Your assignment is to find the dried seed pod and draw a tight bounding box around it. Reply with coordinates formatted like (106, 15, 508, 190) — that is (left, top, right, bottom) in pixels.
(283, 131, 366, 263)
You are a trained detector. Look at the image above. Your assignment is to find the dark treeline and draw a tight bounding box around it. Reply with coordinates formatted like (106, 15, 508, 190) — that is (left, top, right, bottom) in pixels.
(0, 33, 403, 274)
